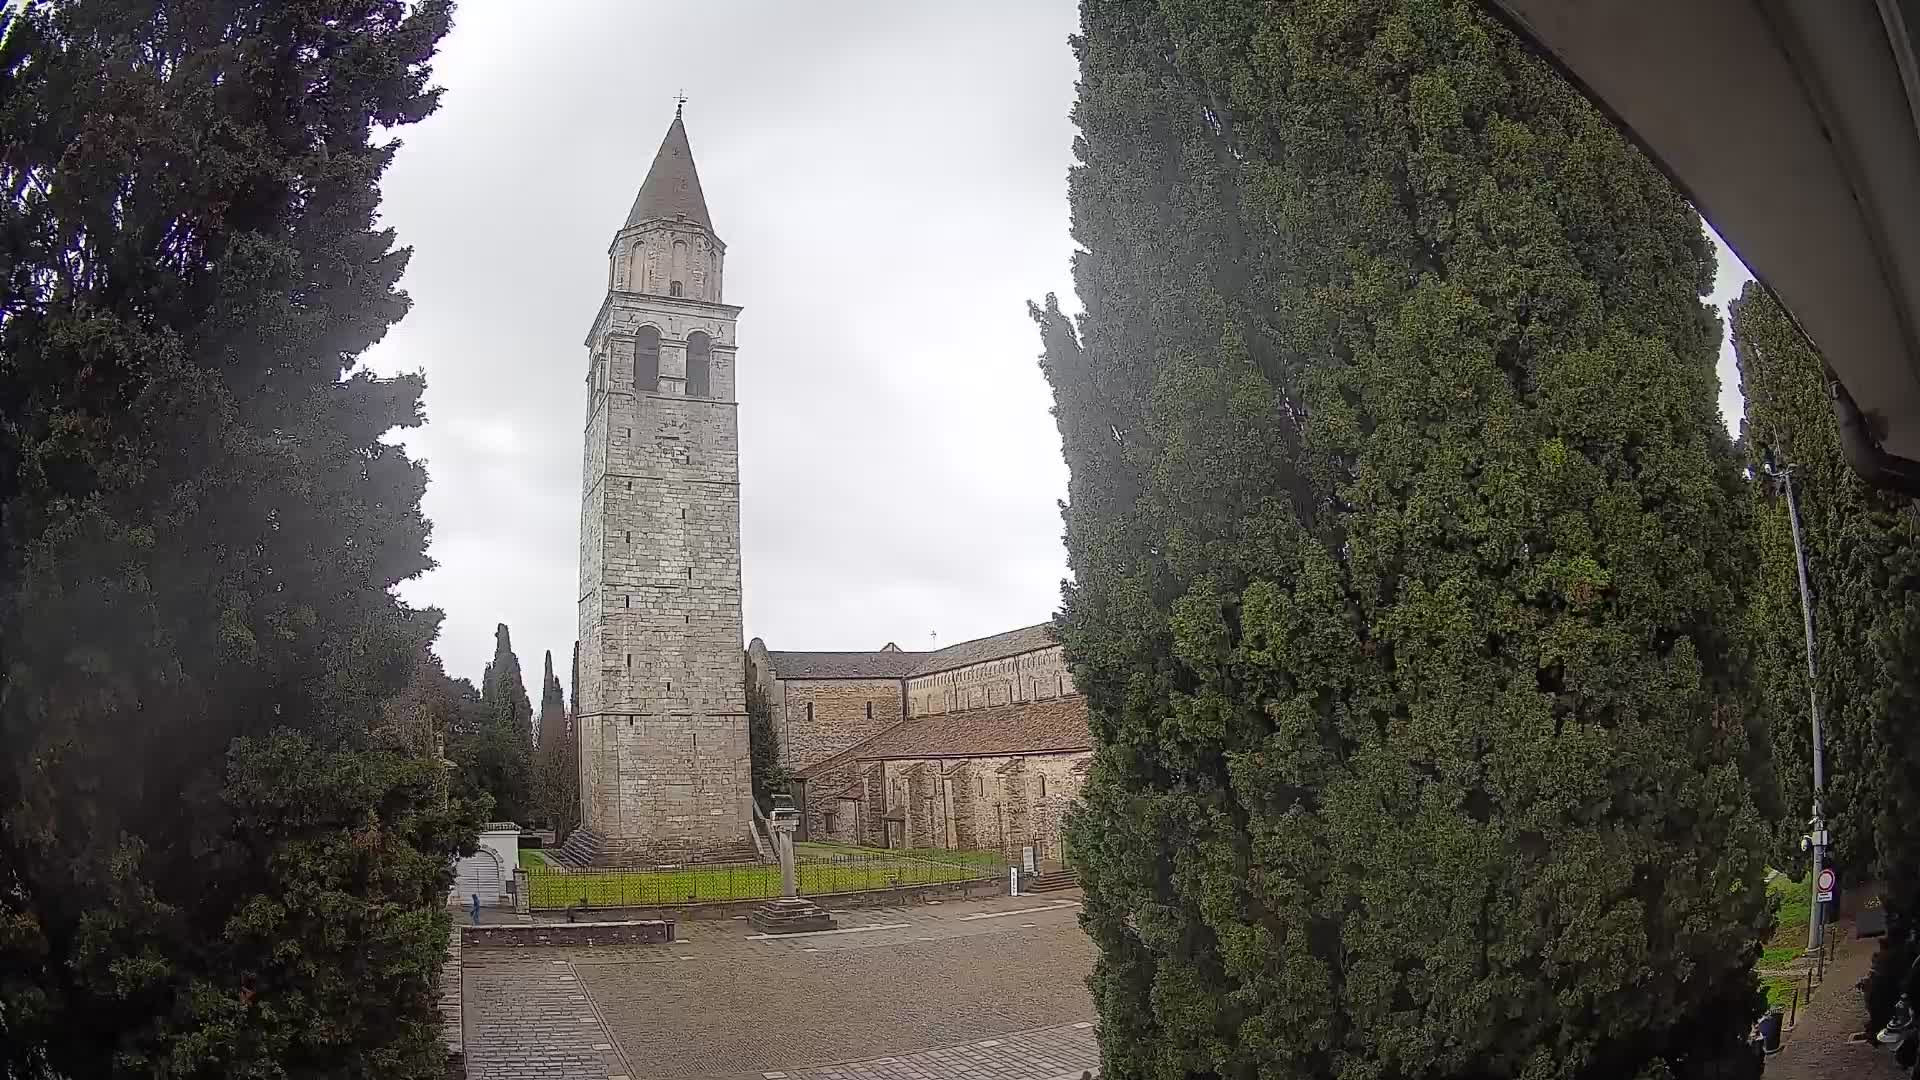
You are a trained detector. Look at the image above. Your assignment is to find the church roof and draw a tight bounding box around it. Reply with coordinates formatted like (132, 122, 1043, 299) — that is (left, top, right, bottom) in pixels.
(762, 623, 1058, 682)
(763, 650, 924, 680)
(625, 114, 712, 231)
(907, 623, 1055, 676)
(796, 696, 1091, 777)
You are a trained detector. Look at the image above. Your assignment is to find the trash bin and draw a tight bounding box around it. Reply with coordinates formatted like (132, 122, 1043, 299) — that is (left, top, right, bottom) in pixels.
(1759, 1008, 1784, 1054)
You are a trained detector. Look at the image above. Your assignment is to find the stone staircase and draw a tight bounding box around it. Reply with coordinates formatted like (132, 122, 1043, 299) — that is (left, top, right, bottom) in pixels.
(1024, 868, 1079, 894)
(552, 826, 607, 868)
(552, 826, 760, 869)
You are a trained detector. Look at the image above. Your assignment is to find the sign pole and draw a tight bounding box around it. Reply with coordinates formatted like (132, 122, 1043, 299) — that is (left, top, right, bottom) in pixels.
(1781, 469, 1829, 953)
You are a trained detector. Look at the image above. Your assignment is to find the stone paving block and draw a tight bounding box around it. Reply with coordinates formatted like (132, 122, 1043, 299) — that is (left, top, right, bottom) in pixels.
(759, 1022, 1098, 1080)
(462, 959, 628, 1080)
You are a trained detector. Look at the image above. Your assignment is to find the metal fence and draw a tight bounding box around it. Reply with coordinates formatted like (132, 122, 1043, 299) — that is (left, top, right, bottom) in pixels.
(525, 848, 1003, 910)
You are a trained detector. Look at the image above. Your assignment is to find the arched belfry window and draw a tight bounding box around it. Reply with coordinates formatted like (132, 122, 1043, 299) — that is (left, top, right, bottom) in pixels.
(669, 280, 683, 297)
(636, 326, 660, 391)
(686, 331, 711, 397)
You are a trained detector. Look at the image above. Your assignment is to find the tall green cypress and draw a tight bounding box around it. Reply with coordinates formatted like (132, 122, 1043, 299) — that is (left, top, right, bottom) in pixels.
(482, 622, 535, 742)
(0, 1, 471, 1075)
(460, 622, 534, 823)
(1732, 281, 1920, 1016)
(538, 649, 567, 754)
(532, 649, 577, 835)
(1038, 2, 1772, 1076)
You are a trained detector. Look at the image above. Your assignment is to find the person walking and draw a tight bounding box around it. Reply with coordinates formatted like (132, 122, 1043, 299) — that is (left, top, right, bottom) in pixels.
(469, 892, 481, 926)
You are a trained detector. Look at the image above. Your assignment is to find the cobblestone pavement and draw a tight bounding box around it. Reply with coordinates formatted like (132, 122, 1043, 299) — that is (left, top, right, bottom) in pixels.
(440, 922, 462, 1060)
(462, 956, 630, 1080)
(456, 894, 1096, 1080)
(1768, 921, 1905, 1080)
(757, 1021, 1099, 1080)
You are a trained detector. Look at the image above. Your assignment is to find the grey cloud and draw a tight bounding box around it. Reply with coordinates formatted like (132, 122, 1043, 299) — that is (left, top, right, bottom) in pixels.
(366, 0, 1751, 684)
(367, 1, 1082, 681)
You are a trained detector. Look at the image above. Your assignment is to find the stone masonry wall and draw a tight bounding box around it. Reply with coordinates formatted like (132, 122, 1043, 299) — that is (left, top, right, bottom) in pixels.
(905, 645, 1069, 718)
(613, 219, 723, 304)
(577, 276, 751, 861)
(774, 677, 906, 772)
(890, 751, 1088, 862)
(862, 763, 887, 847)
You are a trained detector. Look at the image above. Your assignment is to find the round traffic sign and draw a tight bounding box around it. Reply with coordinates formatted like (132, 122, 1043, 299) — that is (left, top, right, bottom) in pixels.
(1817, 867, 1836, 892)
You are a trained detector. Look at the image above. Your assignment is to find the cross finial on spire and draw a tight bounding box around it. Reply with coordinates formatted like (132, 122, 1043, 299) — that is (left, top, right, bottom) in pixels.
(674, 89, 687, 119)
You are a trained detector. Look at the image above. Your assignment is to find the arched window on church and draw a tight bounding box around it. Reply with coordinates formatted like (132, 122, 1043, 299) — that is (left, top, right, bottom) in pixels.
(686, 331, 711, 397)
(636, 326, 660, 391)
(669, 280, 684, 297)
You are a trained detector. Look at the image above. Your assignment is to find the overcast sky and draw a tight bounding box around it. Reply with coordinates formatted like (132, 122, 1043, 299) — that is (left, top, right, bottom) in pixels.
(365, 0, 1755, 688)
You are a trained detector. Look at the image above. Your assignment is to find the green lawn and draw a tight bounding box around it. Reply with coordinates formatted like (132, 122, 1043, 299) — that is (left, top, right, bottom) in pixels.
(1757, 873, 1814, 1013)
(1761, 973, 1800, 1009)
(1768, 872, 1813, 946)
(524, 849, 990, 909)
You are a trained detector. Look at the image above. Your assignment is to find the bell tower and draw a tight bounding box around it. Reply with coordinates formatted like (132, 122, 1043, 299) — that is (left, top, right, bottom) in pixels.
(565, 108, 753, 865)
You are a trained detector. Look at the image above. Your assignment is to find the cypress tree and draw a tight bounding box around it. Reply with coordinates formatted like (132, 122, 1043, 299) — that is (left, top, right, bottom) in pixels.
(746, 663, 787, 809)
(0, 1, 471, 1075)
(1731, 281, 1920, 1019)
(538, 649, 567, 755)
(482, 622, 534, 742)
(531, 649, 577, 835)
(1038, 2, 1772, 1076)
(458, 622, 534, 823)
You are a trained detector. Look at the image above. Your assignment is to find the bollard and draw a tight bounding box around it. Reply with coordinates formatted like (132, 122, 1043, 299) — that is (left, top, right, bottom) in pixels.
(1010, 865, 1020, 897)
(1788, 989, 1798, 1030)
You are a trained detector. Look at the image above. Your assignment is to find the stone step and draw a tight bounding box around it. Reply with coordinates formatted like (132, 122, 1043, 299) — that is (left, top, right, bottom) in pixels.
(550, 826, 764, 869)
(747, 896, 836, 934)
(1025, 870, 1079, 893)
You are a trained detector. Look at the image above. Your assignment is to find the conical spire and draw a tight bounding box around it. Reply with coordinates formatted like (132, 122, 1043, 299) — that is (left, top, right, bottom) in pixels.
(625, 114, 712, 231)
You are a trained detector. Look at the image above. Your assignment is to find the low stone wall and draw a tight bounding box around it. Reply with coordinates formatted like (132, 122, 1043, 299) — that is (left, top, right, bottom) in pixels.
(534, 873, 1004, 925)
(463, 919, 675, 949)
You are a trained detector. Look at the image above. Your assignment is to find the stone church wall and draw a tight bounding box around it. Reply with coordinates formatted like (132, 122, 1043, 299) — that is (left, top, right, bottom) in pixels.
(905, 645, 1070, 718)
(772, 677, 905, 773)
(825, 751, 1088, 862)
(576, 244, 751, 862)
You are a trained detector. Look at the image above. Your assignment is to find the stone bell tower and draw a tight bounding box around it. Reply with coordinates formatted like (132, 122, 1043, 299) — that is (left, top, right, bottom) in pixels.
(563, 107, 754, 866)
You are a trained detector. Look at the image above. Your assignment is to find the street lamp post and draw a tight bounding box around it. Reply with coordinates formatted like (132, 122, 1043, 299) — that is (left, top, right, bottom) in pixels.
(1778, 466, 1830, 953)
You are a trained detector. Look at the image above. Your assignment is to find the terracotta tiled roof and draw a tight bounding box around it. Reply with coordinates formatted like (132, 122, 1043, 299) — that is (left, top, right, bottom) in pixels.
(908, 623, 1055, 676)
(763, 650, 924, 680)
(764, 623, 1057, 681)
(797, 696, 1090, 778)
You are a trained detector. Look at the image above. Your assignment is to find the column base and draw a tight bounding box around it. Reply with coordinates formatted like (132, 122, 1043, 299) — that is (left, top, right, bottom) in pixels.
(748, 896, 836, 934)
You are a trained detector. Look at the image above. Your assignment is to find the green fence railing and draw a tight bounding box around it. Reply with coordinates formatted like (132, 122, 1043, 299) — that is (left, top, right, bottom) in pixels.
(526, 849, 1001, 910)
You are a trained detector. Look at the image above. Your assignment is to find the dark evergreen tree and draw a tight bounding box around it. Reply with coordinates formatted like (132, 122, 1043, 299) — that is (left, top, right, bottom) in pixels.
(530, 649, 577, 835)
(0, 1, 471, 1075)
(453, 623, 533, 824)
(1037, 2, 1772, 1077)
(538, 649, 567, 755)
(746, 663, 787, 809)
(482, 622, 534, 743)
(1731, 281, 1920, 1030)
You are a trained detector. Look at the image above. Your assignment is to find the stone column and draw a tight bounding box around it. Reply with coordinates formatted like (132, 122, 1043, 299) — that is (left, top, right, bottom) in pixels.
(750, 810, 834, 934)
(773, 818, 798, 898)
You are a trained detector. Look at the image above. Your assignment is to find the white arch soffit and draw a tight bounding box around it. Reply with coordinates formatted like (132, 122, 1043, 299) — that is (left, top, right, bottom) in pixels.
(1479, 0, 1920, 462)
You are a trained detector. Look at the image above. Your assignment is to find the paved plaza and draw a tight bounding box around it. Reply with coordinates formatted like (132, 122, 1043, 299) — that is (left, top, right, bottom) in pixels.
(759, 1022, 1098, 1080)
(460, 894, 1098, 1080)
